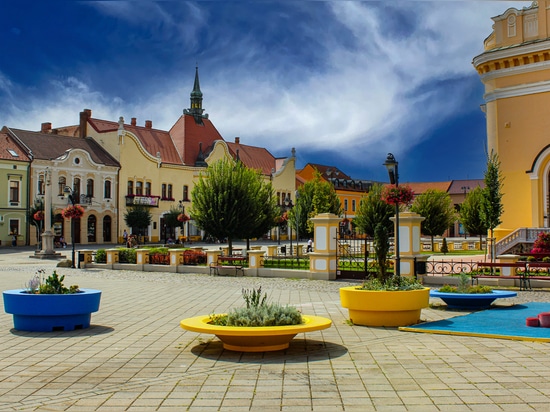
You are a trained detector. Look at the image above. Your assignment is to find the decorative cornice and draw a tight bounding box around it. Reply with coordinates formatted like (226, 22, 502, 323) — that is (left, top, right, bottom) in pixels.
(473, 39, 550, 72)
(483, 79, 550, 102)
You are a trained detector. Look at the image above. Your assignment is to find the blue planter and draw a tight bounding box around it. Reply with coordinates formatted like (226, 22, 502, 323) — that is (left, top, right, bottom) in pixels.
(430, 289, 517, 309)
(3, 289, 102, 332)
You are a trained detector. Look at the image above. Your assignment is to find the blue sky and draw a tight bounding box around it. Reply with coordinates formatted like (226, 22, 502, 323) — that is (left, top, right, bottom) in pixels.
(0, 1, 529, 183)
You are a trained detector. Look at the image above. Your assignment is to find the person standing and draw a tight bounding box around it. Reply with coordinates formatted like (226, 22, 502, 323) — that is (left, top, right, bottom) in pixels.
(123, 229, 128, 245)
(307, 238, 313, 253)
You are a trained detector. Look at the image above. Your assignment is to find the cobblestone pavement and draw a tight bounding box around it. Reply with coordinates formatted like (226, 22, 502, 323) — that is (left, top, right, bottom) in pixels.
(0, 247, 550, 411)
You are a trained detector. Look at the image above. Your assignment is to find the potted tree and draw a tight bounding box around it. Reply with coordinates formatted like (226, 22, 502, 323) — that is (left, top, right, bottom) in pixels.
(340, 183, 430, 327)
(180, 287, 331, 352)
(3, 270, 101, 332)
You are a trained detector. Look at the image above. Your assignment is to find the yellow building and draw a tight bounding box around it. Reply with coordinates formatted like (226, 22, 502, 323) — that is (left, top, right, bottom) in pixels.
(473, 1, 550, 252)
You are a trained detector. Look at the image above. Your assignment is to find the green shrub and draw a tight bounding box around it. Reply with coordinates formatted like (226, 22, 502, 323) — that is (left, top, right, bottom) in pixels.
(95, 249, 106, 263)
(119, 248, 137, 263)
(358, 275, 424, 291)
(439, 284, 457, 293)
(26, 270, 80, 294)
(209, 287, 303, 327)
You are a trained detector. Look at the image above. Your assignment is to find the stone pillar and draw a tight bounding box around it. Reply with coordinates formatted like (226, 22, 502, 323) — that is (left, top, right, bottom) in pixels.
(106, 249, 120, 269)
(266, 245, 278, 257)
(78, 250, 94, 268)
(136, 249, 149, 268)
(247, 250, 265, 269)
(309, 213, 340, 280)
(206, 250, 221, 266)
(391, 211, 427, 278)
(497, 254, 520, 276)
(169, 249, 184, 267)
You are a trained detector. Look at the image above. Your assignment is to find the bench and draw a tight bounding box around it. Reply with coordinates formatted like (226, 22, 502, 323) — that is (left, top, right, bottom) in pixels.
(209, 256, 247, 276)
(473, 262, 531, 291)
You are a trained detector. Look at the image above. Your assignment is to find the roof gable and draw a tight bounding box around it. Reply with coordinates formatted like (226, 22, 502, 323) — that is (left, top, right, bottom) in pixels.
(226, 140, 276, 175)
(0, 131, 30, 161)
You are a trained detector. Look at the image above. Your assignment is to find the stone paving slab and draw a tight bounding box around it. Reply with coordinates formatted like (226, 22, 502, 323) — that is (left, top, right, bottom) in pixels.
(0, 248, 550, 411)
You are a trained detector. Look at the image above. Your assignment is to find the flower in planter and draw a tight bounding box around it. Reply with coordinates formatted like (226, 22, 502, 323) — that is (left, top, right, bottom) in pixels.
(25, 269, 80, 294)
(33, 211, 44, 221)
(62, 204, 85, 219)
(531, 232, 550, 255)
(381, 184, 414, 206)
(177, 213, 190, 222)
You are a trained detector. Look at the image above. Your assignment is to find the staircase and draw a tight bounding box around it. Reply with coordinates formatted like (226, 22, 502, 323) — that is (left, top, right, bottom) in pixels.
(495, 227, 550, 256)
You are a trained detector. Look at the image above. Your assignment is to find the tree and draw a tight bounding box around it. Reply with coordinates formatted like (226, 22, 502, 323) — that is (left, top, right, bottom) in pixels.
(459, 186, 488, 249)
(124, 206, 153, 242)
(441, 237, 449, 255)
(353, 183, 394, 237)
(373, 222, 391, 281)
(480, 151, 504, 261)
(191, 159, 278, 254)
(410, 189, 456, 251)
(288, 172, 342, 238)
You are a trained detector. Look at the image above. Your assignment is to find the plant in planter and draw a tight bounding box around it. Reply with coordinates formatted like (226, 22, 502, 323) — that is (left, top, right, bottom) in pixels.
(430, 272, 517, 309)
(180, 287, 331, 352)
(3, 269, 101, 332)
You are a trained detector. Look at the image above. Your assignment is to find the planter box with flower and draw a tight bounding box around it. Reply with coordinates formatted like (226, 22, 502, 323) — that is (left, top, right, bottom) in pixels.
(3, 270, 101, 332)
(430, 273, 516, 309)
(181, 287, 331, 352)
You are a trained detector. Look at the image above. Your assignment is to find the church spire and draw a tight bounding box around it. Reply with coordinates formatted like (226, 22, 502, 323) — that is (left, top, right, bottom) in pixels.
(184, 65, 208, 122)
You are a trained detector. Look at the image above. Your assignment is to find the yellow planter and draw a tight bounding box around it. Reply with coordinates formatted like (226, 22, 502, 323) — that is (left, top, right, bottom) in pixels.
(340, 286, 430, 327)
(180, 314, 332, 352)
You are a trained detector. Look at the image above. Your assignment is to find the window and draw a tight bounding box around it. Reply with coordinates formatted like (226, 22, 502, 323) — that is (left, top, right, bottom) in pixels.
(344, 199, 348, 211)
(168, 184, 173, 200)
(136, 181, 143, 196)
(352, 199, 356, 212)
(127, 180, 134, 196)
(38, 174, 45, 195)
(9, 180, 19, 204)
(73, 178, 81, 199)
(9, 219, 19, 237)
(162, 184, 167, 199)
(145, 182, 151, 196)
(86, 179, 94, 197)
(276, 192, 281, 206)
(183, 185, 189, 201)
(58, 176, 66, 196)
(104, 180, 112, 199)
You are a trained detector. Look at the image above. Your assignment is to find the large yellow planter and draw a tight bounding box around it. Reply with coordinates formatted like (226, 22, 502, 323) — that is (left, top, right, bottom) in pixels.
(180, 314, 332, 352)
(340, 286, 430, 327)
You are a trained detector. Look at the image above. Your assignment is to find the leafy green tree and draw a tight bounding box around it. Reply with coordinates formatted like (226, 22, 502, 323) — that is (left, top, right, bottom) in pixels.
(480, 151, 504, 261)
(124, 206, 152, 242)
(459, 186, 488, 249)
(191, 159, 278, 254)
(353, 184, 394, 237)
(410, 189, 456, 251)
(288, 172, 342, 238)
(28, 199, 46, 249)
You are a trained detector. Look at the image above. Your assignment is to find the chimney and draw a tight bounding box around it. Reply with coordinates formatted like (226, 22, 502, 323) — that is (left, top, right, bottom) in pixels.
(145, 120, 152, 129)
(79, 109, 91, 138)
(235, 136, 240, 144)
(41, 122, 52, 133)
(131, 117, 137, 126)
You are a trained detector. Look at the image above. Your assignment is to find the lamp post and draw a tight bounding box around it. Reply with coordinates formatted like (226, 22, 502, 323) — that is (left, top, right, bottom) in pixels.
(295, 190, 300, 257)
(63, 186, 77, 268)
(179, 200, 186, 246)
(384, 153, 400, 277)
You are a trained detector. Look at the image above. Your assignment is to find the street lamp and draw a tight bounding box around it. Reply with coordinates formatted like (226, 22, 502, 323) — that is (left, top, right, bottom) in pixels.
(383, 153, 400, 277)
(63, 186, 77, 268)
(178, 200, 187, 246)
(295, 190, 300, 257)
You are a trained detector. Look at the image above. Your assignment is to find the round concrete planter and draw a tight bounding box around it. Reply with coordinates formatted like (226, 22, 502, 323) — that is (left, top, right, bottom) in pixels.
(429, 289, 517, 309)
(3, 289, 102, 332)
(339, 286, 430, 327)
(180, 314, 332, 352)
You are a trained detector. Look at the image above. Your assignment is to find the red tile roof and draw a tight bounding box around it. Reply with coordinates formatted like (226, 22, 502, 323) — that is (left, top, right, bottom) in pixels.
(6, 128, 119, 167)
(169, 114, 224, 166)
(0, 131, 30, 161)
(402, 181, 453, 195)
(226, 139, 276, 175)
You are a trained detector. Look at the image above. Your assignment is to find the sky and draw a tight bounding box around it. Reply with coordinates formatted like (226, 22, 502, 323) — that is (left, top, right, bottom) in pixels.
(0, 1, 531, 183)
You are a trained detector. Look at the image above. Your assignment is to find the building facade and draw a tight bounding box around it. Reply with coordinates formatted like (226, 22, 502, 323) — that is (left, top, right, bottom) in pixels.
(473, 1, 550, 242)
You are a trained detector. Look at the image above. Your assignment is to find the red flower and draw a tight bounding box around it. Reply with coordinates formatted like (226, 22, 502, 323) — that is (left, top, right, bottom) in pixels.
(33, 211, 44, 221)
(62, 204, 85, 219)
(381, 184, 414, 206)
(177, 213, 190, 222)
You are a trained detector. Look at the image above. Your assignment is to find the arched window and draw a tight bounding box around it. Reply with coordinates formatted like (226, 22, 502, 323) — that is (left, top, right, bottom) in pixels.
(87, 215, 97, 243)
(145, 182, 151, 196)
(58, 176, 66, 196)
(136, 181, 143, 196)
(127, 180, 133, 196)
(183, 185, 189, 201)
(168, 184, 173, 200)
(86, 179, 94, 197)
(73, 178, 81, 199)
(104, 180, 112, 199)
(103, 215, 112, 242)
(38, 174, 45, 195)
(162, 184, 167, 199)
